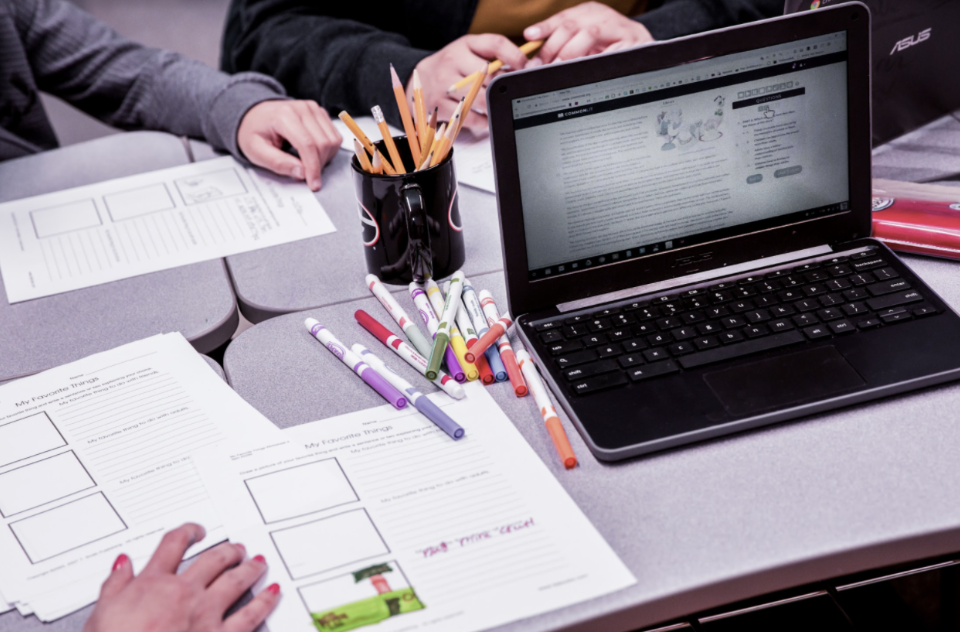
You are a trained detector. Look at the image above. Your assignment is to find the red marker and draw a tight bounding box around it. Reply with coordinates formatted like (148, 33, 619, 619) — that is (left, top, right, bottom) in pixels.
(475, 291, 527, 397)
(465, 310, 512, 363)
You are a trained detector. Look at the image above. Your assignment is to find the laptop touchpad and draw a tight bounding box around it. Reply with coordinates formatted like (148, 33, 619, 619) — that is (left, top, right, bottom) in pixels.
(703, 346, 866, 417)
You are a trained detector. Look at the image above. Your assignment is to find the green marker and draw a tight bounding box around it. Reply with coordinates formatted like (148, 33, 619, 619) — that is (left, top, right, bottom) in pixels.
(425, 270, 464, 380)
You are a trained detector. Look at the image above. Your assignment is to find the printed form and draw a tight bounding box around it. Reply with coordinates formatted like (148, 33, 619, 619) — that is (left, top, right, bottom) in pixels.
(196, 382, 634, 632)
(0, 334, 278, 621)
(0, 156, 336, 303)
(333, 116, 495, 193)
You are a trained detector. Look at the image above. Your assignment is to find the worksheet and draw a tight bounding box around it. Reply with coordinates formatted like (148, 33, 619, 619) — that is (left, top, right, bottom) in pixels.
(196, 382, 634, 632)
(0, 156, 336, 303)
(334, 117, 495, 193)
(0, 334, 278, 621)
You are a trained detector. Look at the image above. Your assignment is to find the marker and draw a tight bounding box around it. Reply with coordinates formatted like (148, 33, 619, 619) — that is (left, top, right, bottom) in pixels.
(304, 318, 406, 409)
(476, 292, 526, 397)
(516, 351, 577, 469)
(413, 283, 465, 383)
(355, 310, 465, 400)
(353, 345, 465, 441)
(424, 276, 464, 382)
(456, 297, 494, 385)
(462, 279, 508, 382)
(365, 275, 432, 359)
(465, 296, 512, 362)
(442, 281, 479, 382)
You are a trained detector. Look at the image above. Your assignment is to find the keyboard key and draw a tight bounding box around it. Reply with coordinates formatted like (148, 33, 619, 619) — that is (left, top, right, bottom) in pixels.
(722, 315, 746, 328)
(669, 342, 696, 355)
(619, 354, 644, 368)
(731, 300, 756, 313)
(829, 319, 856, 335)
(647, 333, 670, 346)
(623, 301, 648, 311)
(588, 319, 611, 332)
(643, 348, 670, 362)
(867, 290, 924, 311)
(598, 345, 621, 358)
(564, 324, 588, 338)
(881, 311, 913, 324)
(766, 269, 790, 278)
(698, 322, 722, 335)
(719, 330, 745, 344)
(849, 273, 876, 286)
(794, 263, 821, 273)
(851, 257, 886, 273)
(857, 317, 882, 329)
(851, 249, 877, 259)
(843, 288, 869, 301)
(565, 314, 590, 325)
(556, 350, 597, 368)
(803, 324, 831, 339)
(534, 320, 562, 331)
(754, 295, 778, 308)
(795, 299, 820, 312)
(607, 328, 632, 341)
(679, 331, 805, 369)
(636, 307, 660, 321)
(595, 308, 620, 318)
(842, 302, 869, 316)
(817, 308, 843, 321)
(914, 305, 938, 318)
(819, 293, 843, 307)
(780, 275, 803, 287)
(694, 336, 720, 350)
(826, 264, 853, 277)
(768, 319, 795, 332)
(771, 304, 796, 317)
(671, 326, 697, 341)
(803, 284, 827, 297)
(877, 307, 906, 318)
(779, 289, 804, 301)
(612, 314, 636, 327)
(825, 278, 852, 291)
(793, 313, 818, 327)
(758, 280, 782, 293)
(706, 306, 731, 318)
(583, 334, 608, 347)
(805, 270, 829, 282)
(710, 291, 733, 304)
(622, 339, 647, 353)
(824, 256, 850, 265)
(745, 324, 770, 338)
(627, 360, 680, 381)
(571, 372, 628, 395)
(564, 360, 619, 381)
(867, 279, 911, 296)
(681, 288, 706, 297)
(683, 297, 709, 310)
(732, 287, 758, 298)
(739, 275, 765, 285)
(657, 316, 681, 329)
(548, 340, 583, 356)
(632, 323, 656, 336)
(652, 295, 676, 304)
(659, 303, 681, 316)
(873, 267, 900, 281)
(540, 330, 563, 344)
(681, 311, 706, 324)
(745, 310, 771, 324)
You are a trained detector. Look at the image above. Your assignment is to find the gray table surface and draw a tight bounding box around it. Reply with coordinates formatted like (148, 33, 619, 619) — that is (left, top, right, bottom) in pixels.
(0, 132, 239, 382)
(220, 111, 960, 632)
(189, 140, 505, 323)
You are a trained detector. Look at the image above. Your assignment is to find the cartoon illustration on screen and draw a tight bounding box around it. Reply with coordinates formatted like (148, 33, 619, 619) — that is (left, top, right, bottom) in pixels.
(657, 107, 683, 150)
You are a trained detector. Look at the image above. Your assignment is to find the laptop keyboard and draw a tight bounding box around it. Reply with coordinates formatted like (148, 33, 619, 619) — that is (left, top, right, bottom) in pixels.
(529, 248, 940, 396)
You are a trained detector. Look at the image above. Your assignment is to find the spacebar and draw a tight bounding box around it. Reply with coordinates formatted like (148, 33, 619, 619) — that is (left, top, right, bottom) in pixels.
(679, 331, 806, 369)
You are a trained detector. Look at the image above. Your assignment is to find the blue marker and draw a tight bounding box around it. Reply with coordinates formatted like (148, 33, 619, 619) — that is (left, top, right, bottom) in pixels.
(462, 278, 508, 381)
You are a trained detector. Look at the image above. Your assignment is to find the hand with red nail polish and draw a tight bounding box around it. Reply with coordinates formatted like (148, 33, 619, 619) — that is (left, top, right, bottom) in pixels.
(82, 523, 280, 632)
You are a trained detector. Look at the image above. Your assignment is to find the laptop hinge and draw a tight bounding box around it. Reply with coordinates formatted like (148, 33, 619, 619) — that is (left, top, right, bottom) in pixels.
(556, 244, 834, 313)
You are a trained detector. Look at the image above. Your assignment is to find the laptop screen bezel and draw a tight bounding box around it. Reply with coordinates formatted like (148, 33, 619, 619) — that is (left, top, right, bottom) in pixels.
(487, 4, 872, 317)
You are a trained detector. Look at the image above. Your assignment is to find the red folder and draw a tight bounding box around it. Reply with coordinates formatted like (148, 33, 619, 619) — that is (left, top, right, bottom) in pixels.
(872, 179, 960, 260)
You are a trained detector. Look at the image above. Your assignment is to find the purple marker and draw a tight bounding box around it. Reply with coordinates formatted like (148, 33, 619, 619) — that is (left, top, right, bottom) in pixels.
(304, 318, 407, 410)
(409, 283, 466, 383)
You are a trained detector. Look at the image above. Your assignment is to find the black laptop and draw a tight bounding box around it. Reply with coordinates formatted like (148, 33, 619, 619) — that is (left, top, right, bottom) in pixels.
(785, 0, 960, 145)
(486, 4, 960, 461)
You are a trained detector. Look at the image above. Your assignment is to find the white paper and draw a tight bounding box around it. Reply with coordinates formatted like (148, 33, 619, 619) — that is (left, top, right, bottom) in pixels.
(195, 382, 634, 632)
(334, 116, 495, 193)
(0, 156, 336, 303)
(0, 334, 279, 620)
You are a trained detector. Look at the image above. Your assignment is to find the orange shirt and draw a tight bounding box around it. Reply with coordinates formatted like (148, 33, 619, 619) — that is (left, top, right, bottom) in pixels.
(469, 0, 646, 38)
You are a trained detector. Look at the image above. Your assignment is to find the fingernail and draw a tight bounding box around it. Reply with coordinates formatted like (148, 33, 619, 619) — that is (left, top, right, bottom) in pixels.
(527, 57, 543, 68)
(235, 543, 246, 554)
(291, 165, 304, 180)
(311, 179, 321, 190)
(526, 27, 541, 39)
(267, 583, 280, 595)
(112, 554, 129, 571)
(254, 554, 266, 564)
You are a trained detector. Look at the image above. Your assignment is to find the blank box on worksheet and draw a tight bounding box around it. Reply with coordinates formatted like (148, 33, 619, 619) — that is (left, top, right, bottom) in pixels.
(271, 509, 389, 580)
(245, 458, 358, 524)
(30, 199, 102, 239)
(104, 183, 175, 221)
(0, 451, 95, 517)
(10, 492, 126, 563)
(0, 412, 67, 468)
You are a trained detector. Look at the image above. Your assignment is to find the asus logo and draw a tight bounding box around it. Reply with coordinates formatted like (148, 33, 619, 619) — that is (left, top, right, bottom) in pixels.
(891, 28, 931, 55)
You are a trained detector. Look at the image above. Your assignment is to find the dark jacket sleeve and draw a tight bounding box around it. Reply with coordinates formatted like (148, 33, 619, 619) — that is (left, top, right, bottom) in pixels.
(13, 0, 287, 159)
(636, 0, 785, 40)
(221, 0, 475, 128)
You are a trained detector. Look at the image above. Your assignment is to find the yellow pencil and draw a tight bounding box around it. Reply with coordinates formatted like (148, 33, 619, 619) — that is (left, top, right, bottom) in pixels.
(446, 40, 544, 94)
(353, 139, 373, 173)
(413, 69, 427, 145)
(338, 111, 376, 155)
(416, 150, 434, 171)
(372, 150, 383, 175)
(432, 102, 462, 166)
(453, 64, 487, 142)
(417, 126, 436, 169)
(430, 122, 446, 158)
(372, 105, 405, 174)
(390, 65, 421, 168)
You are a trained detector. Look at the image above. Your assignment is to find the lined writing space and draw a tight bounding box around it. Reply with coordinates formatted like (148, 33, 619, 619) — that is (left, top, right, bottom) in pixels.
(10, 493, 126, 563)
(54, 368, 225, 523)
(353, 424, 567, 602)
(0, 452, 95, 517)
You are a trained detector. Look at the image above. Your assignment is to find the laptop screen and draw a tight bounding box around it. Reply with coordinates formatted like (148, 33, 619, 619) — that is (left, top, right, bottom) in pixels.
(511, 32, 849, 281)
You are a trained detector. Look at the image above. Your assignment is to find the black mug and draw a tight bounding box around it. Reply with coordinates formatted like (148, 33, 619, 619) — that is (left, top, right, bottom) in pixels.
(352, 137, 465, 284)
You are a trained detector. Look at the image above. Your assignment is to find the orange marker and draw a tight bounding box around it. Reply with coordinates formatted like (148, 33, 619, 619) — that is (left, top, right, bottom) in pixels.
(391, 64, 421, 168)
(476, 291, 526, 397)
(516, 351, 577, 469)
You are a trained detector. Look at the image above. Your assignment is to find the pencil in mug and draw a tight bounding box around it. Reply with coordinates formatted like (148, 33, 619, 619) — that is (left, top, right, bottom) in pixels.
(338, 111, 376, 155)
(447, 39, 545, 94)
(413, 69, 427, 147)
(516, 350, 577, 469)
(353, 139, 373, 173)
(431, 101, 462, 167)
(390, 64, 421, 168)
(477, 291, 527, 396)
(372, 105, 406, 174)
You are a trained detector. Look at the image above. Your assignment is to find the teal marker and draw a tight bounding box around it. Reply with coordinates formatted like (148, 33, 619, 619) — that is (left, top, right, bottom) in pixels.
(425, 270, 464, 380)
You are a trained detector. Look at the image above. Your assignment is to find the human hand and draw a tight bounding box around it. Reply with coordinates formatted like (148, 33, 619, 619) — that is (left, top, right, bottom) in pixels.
(408, 34, 529, 136)
(238, 100, 342, 191)
(82, 523, 280, 632)
(524, 2, 654, 65)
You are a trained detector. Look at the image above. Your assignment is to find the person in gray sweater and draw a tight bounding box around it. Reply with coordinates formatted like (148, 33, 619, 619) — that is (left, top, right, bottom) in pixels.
(1, 0, 341, 191)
